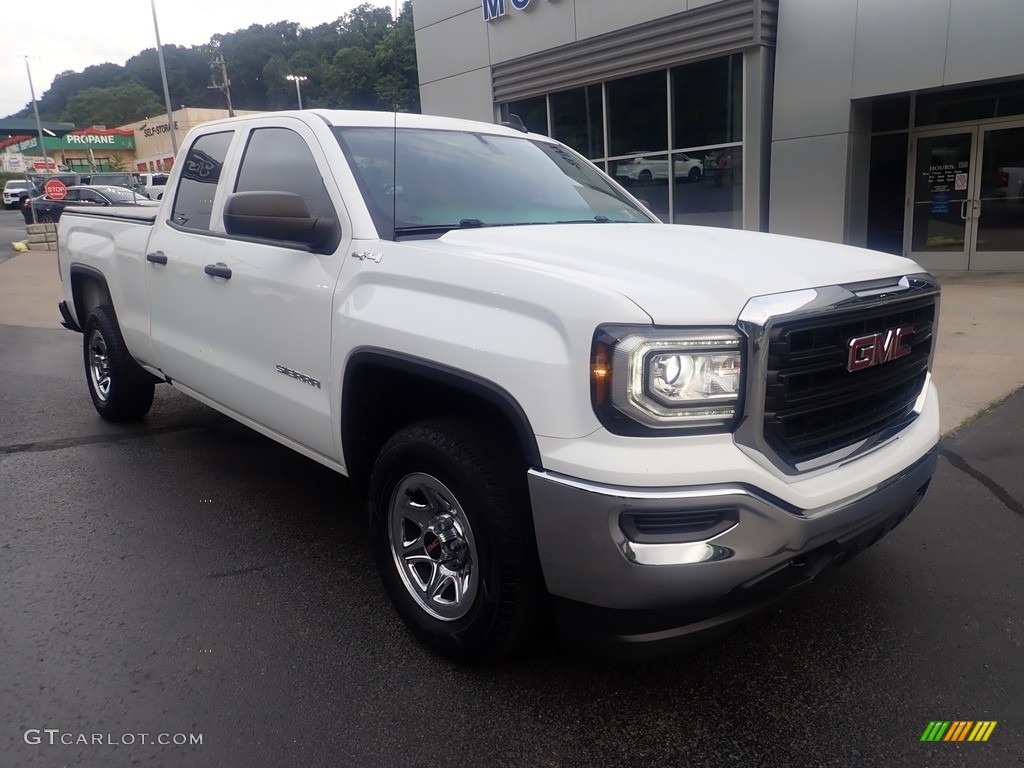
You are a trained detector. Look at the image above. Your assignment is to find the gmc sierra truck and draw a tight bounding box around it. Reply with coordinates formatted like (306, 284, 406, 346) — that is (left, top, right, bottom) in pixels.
(57, 110, 940, 662)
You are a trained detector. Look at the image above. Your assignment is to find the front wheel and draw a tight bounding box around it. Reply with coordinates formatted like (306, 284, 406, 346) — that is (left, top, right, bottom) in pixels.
(369, 418, 543, 663)
(83, 306, 155, 422)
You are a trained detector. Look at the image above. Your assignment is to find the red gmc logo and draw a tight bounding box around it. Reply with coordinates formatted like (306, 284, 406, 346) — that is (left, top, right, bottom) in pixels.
(847, 325, 914, 372)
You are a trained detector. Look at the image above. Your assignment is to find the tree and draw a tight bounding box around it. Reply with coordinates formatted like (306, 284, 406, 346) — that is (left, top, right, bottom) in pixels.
(61, 82, 166, 127)
(6, 5, 422, 122)
(374, 2, 419, 112)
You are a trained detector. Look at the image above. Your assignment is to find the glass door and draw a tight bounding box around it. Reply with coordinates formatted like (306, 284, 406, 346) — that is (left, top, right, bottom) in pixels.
(906, 128, 977, 271)
(972, 121, 1024, 270)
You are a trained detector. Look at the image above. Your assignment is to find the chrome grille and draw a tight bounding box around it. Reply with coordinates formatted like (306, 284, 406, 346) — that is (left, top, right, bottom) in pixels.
(736, 274, 940, 475)
(763, 297, 935, 464)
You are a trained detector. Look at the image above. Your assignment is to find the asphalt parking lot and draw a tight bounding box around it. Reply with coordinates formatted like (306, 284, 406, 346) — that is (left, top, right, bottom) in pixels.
(0, 236, 1021, 766)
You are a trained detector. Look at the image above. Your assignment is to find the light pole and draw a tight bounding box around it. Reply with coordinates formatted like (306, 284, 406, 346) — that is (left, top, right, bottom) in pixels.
(285, 75, 307, 110)
(151, 0, 179, 157)
(21, 56, 51, 175)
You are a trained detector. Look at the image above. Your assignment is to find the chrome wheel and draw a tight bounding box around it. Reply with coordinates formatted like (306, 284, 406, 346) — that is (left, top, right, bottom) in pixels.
(87, 329, 112, 402)
(388, 472, 478, 622)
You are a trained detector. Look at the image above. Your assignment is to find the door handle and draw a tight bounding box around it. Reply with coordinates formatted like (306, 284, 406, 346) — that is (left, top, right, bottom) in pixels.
(146, 251, 168, 265)
(960, 200, 970, 220)
(204, 262, 232, 279)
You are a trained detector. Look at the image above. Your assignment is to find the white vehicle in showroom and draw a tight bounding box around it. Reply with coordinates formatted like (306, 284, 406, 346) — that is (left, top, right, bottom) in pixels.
(56, 110, 939, 662)
(620, 152, 703, 184)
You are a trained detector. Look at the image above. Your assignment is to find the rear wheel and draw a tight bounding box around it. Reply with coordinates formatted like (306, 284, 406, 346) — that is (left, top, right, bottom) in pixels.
(688, 166, 701, 182)
(369, 418, 543, 663)
(83, 306, 155, 422)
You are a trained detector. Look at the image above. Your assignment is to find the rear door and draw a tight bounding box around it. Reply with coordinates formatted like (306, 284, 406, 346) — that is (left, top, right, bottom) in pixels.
(146, 118, 351, 461)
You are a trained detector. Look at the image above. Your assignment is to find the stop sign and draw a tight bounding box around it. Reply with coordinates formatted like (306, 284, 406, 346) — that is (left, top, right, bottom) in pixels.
(43, 178, 67, 200)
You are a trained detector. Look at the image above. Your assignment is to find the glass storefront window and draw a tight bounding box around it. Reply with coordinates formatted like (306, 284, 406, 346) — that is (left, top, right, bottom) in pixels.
(607, 71, 668, 157)
(550, 85, 604, 160)
(501, 96, 548, 134)
(498, 52, 745, 228)
(611, 152, 670, 221)
(672, 55, 742, 149)
(871, 95, 910, 133)
(866, 132, 908, 254)
(672, 146, 742, 228)
(916, 80, 1024, 127)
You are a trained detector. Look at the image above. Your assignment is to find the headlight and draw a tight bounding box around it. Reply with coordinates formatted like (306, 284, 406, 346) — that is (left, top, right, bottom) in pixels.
(592, 326, 744, 432)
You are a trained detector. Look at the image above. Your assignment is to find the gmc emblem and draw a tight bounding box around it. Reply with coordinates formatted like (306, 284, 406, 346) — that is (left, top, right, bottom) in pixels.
(846, 325, 914, 372)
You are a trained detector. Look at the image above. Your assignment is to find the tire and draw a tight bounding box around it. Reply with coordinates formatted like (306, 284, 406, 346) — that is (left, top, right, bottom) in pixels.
(82, 306, 155, 422)
(688, 166, 701, 182)
(638, 169, 653, 183)
(369, 418, 543, 664)
(38, 213, 55, 224)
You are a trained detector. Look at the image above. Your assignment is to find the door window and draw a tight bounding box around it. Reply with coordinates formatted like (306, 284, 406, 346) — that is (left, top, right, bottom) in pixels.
(233, 127, 335, 222)
(170, 131, 233, 231)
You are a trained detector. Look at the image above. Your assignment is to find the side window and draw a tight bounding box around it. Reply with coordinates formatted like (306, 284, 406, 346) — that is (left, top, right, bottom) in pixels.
(171, 131, 233, 231)
(234, 127, 335, 220)
(79, 190, 102, 203)
(63, 190, 81, 202)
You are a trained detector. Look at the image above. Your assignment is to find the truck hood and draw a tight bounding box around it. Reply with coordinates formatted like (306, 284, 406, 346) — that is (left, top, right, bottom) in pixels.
(422, 224, 923, 324)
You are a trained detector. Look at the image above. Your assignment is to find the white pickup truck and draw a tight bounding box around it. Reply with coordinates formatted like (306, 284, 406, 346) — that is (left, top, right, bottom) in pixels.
(57, 110, 940, 662)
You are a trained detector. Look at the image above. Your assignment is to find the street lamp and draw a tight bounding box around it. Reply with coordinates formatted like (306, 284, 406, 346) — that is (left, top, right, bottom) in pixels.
(151, 0, 178, 156)
(285, 75, 307, 110)
(21, 56, 51, 175)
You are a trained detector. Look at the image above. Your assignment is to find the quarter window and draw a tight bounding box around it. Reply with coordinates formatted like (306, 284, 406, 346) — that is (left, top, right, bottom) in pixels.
(170, 131, 233, 231)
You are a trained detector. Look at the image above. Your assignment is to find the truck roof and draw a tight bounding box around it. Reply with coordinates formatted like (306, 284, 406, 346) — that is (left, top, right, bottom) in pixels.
(194, 109, 545, 140)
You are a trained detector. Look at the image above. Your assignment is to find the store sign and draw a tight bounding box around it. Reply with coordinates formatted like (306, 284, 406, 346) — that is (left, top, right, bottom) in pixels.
(143, 121, 179, 138)
(66, 134, 116, 145)
(62, 133, 135, 150)
(483, 0, 552, 22)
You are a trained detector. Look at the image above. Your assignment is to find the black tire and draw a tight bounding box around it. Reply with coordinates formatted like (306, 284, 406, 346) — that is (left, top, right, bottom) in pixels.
(638, 169, 653, 183)
(38, 213, 55, 224)
(688, 166, 701, 182)
(369, 418, 543, 664)
(82, 306, 155, 422)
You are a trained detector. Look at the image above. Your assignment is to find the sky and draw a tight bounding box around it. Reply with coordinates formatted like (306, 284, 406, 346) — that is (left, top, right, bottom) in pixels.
(2, 0, 396, 119)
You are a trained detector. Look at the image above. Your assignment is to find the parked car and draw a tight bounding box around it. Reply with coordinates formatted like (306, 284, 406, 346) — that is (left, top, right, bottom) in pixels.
(3, 179, 32, 209)
(619, 152, 703, 184)
(86, 172, 151, 198)
(135, 172, 170, 200)
(32, 185, 159, 223)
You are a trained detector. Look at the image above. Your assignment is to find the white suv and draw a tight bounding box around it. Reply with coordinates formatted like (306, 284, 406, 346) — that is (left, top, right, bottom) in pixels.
(3, 180, 31, 209)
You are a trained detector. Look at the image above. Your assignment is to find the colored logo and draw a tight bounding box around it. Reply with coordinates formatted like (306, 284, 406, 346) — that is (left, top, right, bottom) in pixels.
(921, 721, 997, 742)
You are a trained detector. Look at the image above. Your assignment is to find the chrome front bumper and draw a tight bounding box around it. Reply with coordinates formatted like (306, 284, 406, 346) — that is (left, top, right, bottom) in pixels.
(527, 448, 937, 657)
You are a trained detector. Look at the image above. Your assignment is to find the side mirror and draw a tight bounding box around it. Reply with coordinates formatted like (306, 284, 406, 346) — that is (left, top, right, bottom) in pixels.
(223, 191, 339, 252)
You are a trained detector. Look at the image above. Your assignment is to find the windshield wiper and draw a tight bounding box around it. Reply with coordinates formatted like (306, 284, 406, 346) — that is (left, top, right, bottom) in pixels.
(552, 215, 622, 224)
(394, 219, 489, 237)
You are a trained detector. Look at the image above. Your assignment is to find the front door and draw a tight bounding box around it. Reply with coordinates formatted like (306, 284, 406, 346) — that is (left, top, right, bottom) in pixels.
(907, 121, 1024, 270)
(972, 121, 1024, 270)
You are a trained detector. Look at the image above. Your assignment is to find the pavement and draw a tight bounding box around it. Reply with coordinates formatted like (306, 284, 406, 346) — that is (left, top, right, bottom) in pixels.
(3, 236, 1020, 435)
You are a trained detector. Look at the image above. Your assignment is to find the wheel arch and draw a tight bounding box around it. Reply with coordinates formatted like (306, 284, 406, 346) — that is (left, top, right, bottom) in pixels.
(341, 349, 542, 495)
(68, 265, 114, 330)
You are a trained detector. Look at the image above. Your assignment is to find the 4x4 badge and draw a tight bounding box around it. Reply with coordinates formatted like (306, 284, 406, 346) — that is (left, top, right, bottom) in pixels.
(352, 250, 383, 263)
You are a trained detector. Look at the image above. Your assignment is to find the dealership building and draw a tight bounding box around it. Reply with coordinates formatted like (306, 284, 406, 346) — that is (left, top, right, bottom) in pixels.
(411, 0, 1024, 271)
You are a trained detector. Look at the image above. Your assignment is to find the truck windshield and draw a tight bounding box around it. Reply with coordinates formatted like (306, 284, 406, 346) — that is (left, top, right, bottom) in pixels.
(333, 126, 654, 239)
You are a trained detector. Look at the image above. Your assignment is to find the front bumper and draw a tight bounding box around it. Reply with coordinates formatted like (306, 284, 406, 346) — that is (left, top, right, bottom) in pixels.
(528, 447, 937, 658)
